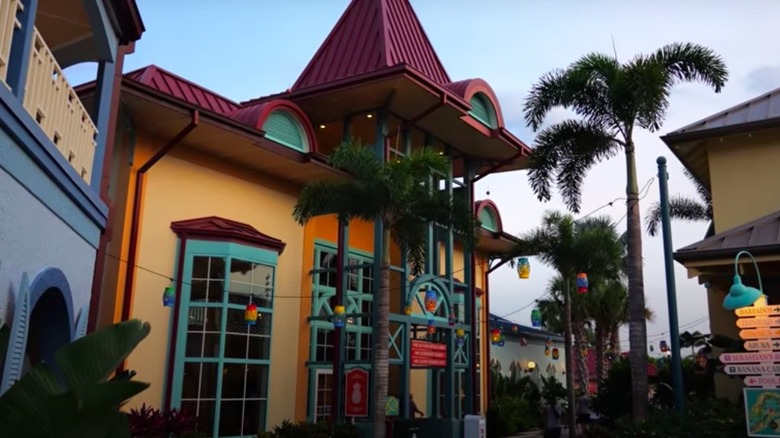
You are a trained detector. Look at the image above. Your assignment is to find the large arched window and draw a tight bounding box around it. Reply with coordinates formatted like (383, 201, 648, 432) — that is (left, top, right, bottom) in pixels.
(468, 93, 498, 129)
(479, 207, 499, 232)
(262, 110, 309, 152)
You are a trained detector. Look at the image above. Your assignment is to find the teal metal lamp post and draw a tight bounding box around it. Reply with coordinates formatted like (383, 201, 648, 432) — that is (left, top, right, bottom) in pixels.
(723, 250, 764, 310)
(657, 156, 685, 413)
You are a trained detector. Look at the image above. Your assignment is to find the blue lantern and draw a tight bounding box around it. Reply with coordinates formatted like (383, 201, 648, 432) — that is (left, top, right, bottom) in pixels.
(424, 289, 437, 312)
(531, 309, 542, 327)
(576, 273, 588, 294)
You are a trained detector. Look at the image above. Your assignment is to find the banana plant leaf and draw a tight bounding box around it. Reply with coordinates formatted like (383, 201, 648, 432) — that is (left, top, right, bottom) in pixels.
(0, 319, 151, 437)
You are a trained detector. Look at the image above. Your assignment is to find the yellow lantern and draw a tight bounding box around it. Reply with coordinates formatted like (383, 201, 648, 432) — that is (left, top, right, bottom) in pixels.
(517, 257, 530, 279)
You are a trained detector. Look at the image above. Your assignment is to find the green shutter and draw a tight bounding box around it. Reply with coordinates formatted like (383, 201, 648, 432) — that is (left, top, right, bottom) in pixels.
(479, 208, 497, 232)
(263, 111, 307, 151)
(469, 94, 496, 128)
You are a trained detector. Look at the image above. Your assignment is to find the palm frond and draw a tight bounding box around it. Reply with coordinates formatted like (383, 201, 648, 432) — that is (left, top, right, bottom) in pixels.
(528, 119, 620, 212)
(523, 68, 571, 131)
(293, 180, 384, 225)
(652, 42, 728, 93)
(683, 168, 712, 208)
(623, 54, 671, 132)
(644, 196, 710, 236)
(328, 138, 383, 181)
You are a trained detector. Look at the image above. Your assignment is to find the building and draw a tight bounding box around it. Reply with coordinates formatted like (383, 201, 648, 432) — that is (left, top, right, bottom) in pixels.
(0, 0, 143, 393)
(77, 0, 531, 435)
(664, 85, 780, 399)
(488, 314, 567, 389)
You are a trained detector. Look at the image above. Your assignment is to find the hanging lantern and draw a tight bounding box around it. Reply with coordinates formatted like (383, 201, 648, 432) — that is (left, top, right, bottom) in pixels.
(581, 348, 588, 357)
(545, 346, 550, 356)
(520, 337, 528, 346)
(404, 305, 412, 316)
(660, 340, 669, 352)
(245, 302, 258, 326)
(456, 328, 465, 347)
(427, 319, 436, 335)
(490, 328, 503, 346)
(576, 273, 589, 294)
(333, 305, 346, 328)
(448, 311, 456, 326)
(517, 257, 530, 279)
(162, 284, 176, 307)
(424, 289, 437, 312)
(511, 325, 518, 333)
(552, 348, 560, 360)
(545, 338, 552, 348)
(531, 309, 542, 328)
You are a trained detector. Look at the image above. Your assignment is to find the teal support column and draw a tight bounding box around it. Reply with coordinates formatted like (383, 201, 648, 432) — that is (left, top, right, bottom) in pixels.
(444, 146, 455, 418)
(369, 109, 387, 420)
(463, 158, 476, 415)
(332, 220, 350, 423)
(657, 156, 685, 413)
(400, 250, 411, 419)
(90, 59, 117, 190)
(6, 0, 39, 99)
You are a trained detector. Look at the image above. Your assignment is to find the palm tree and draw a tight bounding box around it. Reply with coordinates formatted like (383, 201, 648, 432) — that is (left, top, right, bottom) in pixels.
(293, 140, 479, 437)
(522, 43, 728, 419)
(645, 168, 713, 236)
(514, 211, 625, 432)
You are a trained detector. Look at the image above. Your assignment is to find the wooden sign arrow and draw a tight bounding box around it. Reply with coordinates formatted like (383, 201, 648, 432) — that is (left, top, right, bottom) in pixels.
(720, 352, 780, 363)
(739, 328, 780, 340)
(744, 376, 780, 387)
(737, 317, 780, 329)
(724, 364, 780, 375)
(735, 306, 780, 317)
(744, 340, 780, 351)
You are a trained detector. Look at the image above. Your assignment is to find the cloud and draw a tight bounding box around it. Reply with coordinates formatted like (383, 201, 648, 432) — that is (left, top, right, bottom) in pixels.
(744, 65, 780, 95)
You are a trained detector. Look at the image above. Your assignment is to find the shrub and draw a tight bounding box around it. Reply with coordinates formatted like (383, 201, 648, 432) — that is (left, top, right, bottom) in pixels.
(127, 403, 207, 438)
(258, 420, 359, 438)
(609, 398, 746, 437)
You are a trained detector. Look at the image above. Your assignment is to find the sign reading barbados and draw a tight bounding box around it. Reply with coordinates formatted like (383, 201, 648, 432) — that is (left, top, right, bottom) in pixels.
(745, 388, 780, 437)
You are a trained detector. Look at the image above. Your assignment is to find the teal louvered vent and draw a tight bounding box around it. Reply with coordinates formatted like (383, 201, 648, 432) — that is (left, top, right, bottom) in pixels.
(1, 272, 31, 395)
(469, 93, 497, 128)
(262, 111, 307, 152)
(479, 207, 498, 232)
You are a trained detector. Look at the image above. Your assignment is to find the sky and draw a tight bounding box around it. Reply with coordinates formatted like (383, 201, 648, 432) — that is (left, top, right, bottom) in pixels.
(67, 0, 780, 354)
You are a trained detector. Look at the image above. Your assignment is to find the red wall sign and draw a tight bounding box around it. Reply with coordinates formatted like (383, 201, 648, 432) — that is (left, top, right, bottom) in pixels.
(410, 339, 447, 368)
(345, 368, 369, 417)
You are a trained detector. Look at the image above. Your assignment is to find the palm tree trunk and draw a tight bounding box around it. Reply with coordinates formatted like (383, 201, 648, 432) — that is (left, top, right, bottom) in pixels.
(624, 140, 649, 420)
(563, 279, 576, 433)
(372, 228, 391, 438)
(609, 327, 619, 354)
(572, 322, 589, 395)
(595, 324, 605, 386)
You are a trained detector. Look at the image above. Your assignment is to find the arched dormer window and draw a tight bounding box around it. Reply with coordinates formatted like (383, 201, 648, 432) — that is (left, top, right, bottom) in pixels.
(469, 93, 498, 129)
(262, 110, 309, 152)
(479, 207, 499, 232)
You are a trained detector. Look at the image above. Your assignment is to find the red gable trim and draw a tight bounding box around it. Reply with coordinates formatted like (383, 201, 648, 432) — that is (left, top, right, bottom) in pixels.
(171, 217, 286, 254)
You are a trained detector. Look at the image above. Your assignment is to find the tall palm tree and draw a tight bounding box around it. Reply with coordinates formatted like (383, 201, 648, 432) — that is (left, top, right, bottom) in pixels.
(522, 43, 728, 419)
(293, 140, 479, 437)
(645, 168, 713, 236)
(514, 211, 625, 432)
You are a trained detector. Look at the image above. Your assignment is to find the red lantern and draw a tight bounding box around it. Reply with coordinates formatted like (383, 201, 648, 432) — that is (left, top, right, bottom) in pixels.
(245, 303, 258, 326)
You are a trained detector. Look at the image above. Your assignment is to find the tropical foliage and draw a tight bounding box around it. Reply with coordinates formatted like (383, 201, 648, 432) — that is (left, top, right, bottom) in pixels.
(645, 169, 712, 236)
(522, 42, 728, 419)
(293, 139, 480, 437)
(0, 319, 151, 438)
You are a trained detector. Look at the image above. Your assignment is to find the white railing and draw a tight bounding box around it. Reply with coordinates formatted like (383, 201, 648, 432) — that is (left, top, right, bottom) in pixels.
(23, 29, 97, 183)
(0, 0, 22, 84)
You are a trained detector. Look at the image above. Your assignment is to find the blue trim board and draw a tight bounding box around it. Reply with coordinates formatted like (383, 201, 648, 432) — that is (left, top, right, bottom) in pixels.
(0, 85, 107, 233)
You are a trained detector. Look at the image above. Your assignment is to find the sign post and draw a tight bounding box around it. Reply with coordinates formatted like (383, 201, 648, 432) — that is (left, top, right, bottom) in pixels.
(726, 302, 780, 436)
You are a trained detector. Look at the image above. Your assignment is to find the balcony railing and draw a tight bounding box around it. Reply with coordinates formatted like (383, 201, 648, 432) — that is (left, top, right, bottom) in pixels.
(0, 2, 97, 184)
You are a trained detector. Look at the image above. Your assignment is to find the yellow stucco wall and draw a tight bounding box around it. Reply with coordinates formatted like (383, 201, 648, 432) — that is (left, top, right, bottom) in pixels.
(708, 130, 780, 233)
(125, 137, 304, 429)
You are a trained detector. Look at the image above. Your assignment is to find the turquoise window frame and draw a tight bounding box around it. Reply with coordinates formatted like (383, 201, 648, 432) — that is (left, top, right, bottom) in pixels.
(479, 207, 498, 232)
(307, 241, 375, 421)
(169, 239, 278, 437)
(468, 93, 498, 129)
(262, 110, 308, 152)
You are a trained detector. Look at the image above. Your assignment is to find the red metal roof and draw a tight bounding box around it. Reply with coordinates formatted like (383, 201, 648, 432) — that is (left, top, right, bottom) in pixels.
(170, 216, 286, 253)
(124, 65, 241, 116)
(293, 0, 451, 91)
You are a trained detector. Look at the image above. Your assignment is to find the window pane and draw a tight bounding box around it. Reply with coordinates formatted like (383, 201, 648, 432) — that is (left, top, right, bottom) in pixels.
(192, 256, 225, 280)
(187, 307, 222, 332)
(225, 308, 271, 335)
(229, 259, 274, 308)
(182, 362, 218, 400)
(222, 363, 269, 399)
(219, 400, 265, 437)
(190, 279, 223, 303)
(181, 400, 215, 436)
(184, 332, 221, 358)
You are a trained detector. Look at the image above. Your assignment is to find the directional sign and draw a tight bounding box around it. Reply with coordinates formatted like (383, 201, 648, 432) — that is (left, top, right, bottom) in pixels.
(735, 306, 780, 317)
(724, 364, 780, 375)
(739, 328, 780, 340)
(737, 317, 780, 329)
(720, 352, 780, 364)
(744, 376, 780, 387)
(744, 340, 780, 351)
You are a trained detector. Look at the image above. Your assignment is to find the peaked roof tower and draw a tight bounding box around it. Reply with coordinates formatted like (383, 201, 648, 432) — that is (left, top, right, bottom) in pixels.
(293, 0, 450, 91)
